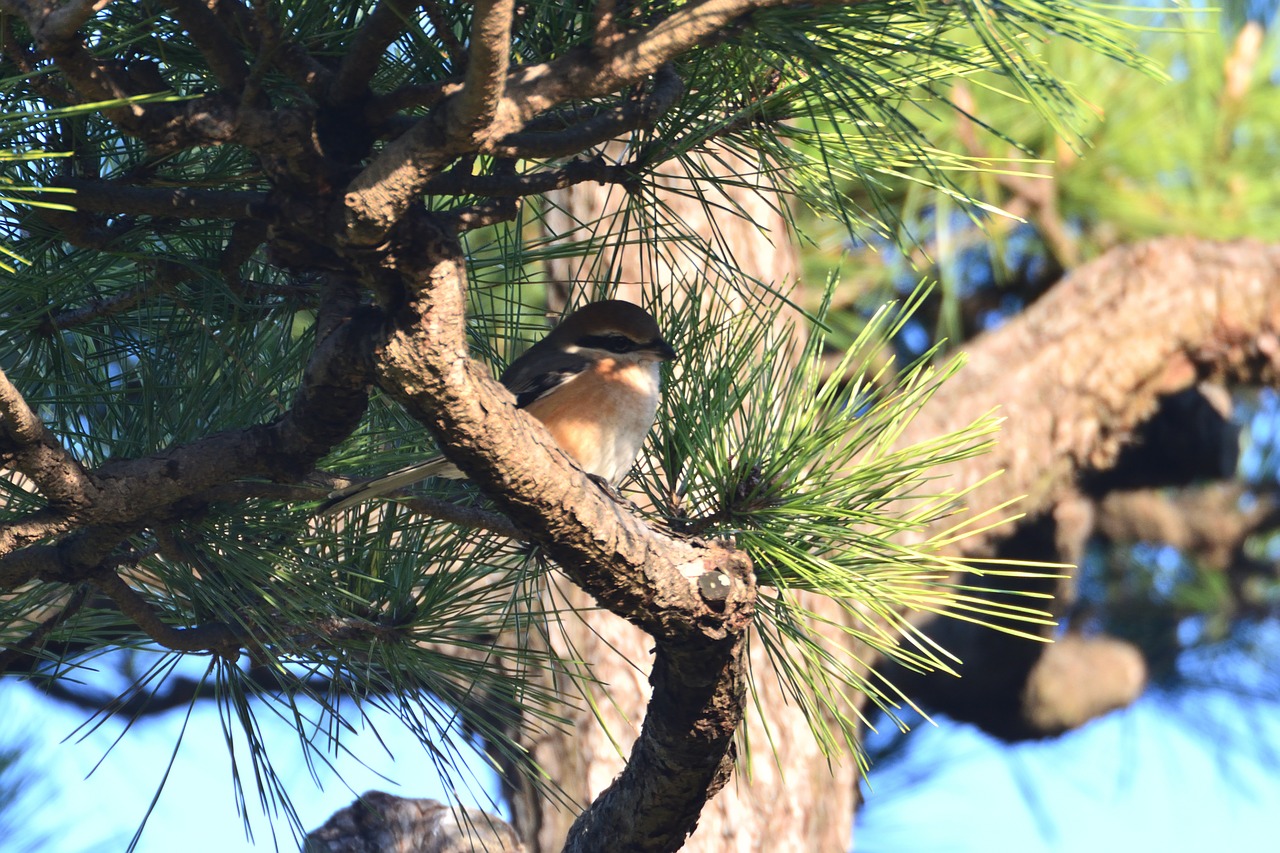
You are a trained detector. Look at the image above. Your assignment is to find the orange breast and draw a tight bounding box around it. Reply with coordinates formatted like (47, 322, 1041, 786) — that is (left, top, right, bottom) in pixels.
(523, 358, 660, 483)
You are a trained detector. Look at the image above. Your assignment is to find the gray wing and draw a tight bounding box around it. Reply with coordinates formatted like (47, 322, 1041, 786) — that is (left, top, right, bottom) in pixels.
(500, 344, 590, 408)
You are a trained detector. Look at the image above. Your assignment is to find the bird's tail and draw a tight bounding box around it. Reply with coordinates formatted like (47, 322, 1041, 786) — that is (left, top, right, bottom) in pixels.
(320, 456, 462, 515)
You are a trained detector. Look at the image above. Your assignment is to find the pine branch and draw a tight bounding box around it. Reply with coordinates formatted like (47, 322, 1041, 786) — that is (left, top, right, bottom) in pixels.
(490, 64, 683, 159)
(55, 178, 270, 220)
(0, 584, 88, 674)
(448, 0, 516, 148)
(331, 0, 418, 104)
(0, 364, 94, 509)
(439, 197, 520, 232)
(0, 304, 374, 578)
(421, 0, 466, 67)
(163, 0, 249, 91)
(88, 567, 245, 653)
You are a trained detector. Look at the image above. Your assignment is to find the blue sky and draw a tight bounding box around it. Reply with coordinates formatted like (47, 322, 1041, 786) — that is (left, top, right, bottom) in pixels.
(4, 676, 1279, 852)
(0, 677, 501, 853)
(857, 690, 1280, 853)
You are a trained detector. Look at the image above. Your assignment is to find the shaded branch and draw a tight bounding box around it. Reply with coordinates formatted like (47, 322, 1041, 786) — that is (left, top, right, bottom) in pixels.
(89, 567, 245, 653)
(421, 0, 466, 67)
(37, 280, 160, 331)
(368, 79, 464, 126)
(330, 0, 416, 104)
(55, 178, 270, 219)
(0, 511, 79, 578)
(0, 365, 94, 509)
(164, 0, 249, 91)
(424, 155, 635, 199)
(37, 258, 194, 333)
(0, 584, 89, 674)
(439, 197, 520, 232)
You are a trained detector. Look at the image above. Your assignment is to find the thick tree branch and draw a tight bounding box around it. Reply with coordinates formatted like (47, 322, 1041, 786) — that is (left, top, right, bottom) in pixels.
(904, 237, 1280, 552)
(54, 178, 269, 220)
(352, 209, 756, 848)
(0, 302, 374, 581)
(164, 0, 249, 91)
(0, 365, 94, 510)
(448, 0, 515, 148)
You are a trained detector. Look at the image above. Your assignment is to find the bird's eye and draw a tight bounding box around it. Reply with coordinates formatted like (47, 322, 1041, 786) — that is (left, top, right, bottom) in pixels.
(580, 333, 636, 354)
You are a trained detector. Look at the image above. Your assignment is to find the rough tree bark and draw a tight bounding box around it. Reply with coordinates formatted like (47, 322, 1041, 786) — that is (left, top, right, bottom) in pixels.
(882, 238, 1280, 740)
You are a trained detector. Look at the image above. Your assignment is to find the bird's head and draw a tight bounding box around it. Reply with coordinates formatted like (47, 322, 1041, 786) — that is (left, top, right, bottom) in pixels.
(551, 300, 677, 364)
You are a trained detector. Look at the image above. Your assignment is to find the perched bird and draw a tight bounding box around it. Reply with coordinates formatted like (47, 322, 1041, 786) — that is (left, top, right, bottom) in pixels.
(322, 300, 676, 514)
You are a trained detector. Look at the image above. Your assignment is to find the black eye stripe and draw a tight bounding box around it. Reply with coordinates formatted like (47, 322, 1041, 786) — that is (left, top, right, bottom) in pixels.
(578, 333, 638, 353)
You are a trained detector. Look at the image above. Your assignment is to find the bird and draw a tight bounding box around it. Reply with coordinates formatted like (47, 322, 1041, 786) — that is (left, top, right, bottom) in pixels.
(321, 300, 676, 514)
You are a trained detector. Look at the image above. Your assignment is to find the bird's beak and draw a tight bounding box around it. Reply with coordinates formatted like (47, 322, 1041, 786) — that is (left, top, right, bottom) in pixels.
(652, 338, 677, 362)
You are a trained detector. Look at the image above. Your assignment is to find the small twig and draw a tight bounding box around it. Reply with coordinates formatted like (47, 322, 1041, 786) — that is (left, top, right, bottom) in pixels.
(448, 0, 515, 147)
(331, 0, 416, 103)
(0, 584, 90, 675)
(37, 282, 157, 332)
(439, 197, 520, 232)
(218, 219, 269, 296)
(421, 0, 467, 68)
(90, 568, 245, 654)
(423, 155, 634, 198)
